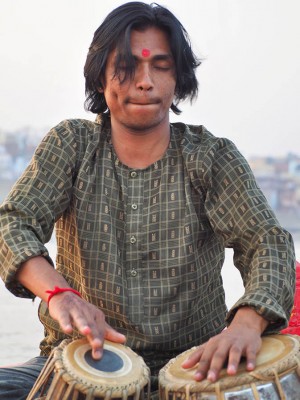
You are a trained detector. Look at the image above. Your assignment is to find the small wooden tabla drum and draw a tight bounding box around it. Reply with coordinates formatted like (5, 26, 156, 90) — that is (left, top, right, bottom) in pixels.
(159, 334, 300, 400)
(27, 338, 150, 400)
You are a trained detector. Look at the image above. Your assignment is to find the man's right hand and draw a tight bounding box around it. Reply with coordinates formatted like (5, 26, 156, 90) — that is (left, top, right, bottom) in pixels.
(48, 290, 126, 359)
(16, 256, 126, 359)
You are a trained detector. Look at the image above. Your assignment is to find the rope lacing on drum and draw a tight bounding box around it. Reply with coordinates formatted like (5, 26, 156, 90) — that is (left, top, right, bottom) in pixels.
(104, 389, 112, 400)
(46, 369, 65, 399)
(250, 383, 260, 400)
(122, 388, 129, 400)
(184, 383, 191, 400)
(26, 348, 57, 400)
(133, 383, 141, 400)
(147, 377, 151, 400)
(272, 368, 286, 400)
(250, 367, 286, 400)
(61, 380, 77, 399)
(214, 381, 224, 400)
(86, 387, 96, 400)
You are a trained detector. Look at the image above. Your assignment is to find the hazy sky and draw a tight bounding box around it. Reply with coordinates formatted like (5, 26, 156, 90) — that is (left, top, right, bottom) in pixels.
(0, 0, 299, 157)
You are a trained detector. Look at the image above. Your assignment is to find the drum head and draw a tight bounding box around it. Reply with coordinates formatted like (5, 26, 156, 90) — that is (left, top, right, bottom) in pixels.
(159, 334, 300, 396)
(56, 339, 150, 398)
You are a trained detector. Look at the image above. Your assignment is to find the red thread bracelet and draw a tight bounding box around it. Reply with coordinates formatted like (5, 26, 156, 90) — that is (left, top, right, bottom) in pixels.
(46, 286, 82, 306)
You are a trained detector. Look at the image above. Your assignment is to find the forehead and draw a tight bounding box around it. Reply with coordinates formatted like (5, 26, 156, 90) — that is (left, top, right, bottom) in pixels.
(107, 26, 172, 66)
(130, 26, 172, 56)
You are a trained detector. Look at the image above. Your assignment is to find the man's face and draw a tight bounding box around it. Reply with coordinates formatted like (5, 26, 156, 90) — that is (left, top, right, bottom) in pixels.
(102, 26, 176, 132)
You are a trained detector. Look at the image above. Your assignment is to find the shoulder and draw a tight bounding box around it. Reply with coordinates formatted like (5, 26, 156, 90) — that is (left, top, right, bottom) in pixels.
(171, 122, 239, 159)
(43, 116, 109, 151)
(52, 118, 101, 140)
(171, 122, 253, 188)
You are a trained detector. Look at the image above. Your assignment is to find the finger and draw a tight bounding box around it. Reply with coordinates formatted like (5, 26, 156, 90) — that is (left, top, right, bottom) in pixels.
(181, 346, 204, 369)
(85, 336, 103, 360)
(198, 339, 238, 382)
(54, 309, 74, 334)
(205, 347, 230, 382)
(194, 355, 212, 381)
(78, 318, 105, 360)
(183, 342, 218, 381)
(80, 325, 92, 335)
(71, 314, 93, 337)
(87, 323, 126, 359)
(226, 344, 243, 376)
(104, 323, 127, 343)
(193, 345, 218, 382)
(245, 342, 261, 371)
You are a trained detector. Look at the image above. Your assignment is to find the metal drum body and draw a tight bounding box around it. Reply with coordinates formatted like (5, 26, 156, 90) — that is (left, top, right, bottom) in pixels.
(159, 334, 300, 400)
(27, 338, 151, 400)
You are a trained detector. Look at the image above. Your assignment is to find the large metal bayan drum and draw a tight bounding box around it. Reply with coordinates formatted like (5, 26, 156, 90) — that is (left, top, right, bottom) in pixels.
(159, 334, 300, 400)
(27, 338, 151, 400)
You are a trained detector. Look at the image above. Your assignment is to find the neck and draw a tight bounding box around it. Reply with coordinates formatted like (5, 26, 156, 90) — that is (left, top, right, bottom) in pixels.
(110, 119, 171, 169)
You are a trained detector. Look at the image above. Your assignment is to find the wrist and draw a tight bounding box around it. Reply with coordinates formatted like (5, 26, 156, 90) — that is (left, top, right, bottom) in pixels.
(46, 286, 82, 306)
(232, 306, 269, 334)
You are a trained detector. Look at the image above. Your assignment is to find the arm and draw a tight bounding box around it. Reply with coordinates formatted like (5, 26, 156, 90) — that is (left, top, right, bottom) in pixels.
(184, 132, 295, 380)
(0, 121, 125, 357)
(16, 256, 126, 358)
(201, 136, 295, 329)
(0, 121, 77, 297)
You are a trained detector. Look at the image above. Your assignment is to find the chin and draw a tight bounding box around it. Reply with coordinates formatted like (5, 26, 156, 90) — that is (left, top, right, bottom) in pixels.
(126, 112, 167, 130)
(126, 119, 162, 132)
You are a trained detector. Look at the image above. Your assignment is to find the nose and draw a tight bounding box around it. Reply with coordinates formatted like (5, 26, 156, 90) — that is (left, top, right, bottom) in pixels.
(135, 64, 153, 91)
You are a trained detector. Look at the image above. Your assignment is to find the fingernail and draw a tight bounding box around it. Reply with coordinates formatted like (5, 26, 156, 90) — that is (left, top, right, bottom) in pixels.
(194, 372, 203, 381)
(247, 362, 255, 370)
(82, 326, 91, 335)
(207, 371, 216, 382)
(181, 360, 188, 368)
(93, 350, 101, 359)
(63, 324, 73, 333)
(227, 364, 236, 374)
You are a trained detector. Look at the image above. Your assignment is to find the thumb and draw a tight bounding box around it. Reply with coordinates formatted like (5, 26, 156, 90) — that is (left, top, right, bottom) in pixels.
(104, 324, 126, 343)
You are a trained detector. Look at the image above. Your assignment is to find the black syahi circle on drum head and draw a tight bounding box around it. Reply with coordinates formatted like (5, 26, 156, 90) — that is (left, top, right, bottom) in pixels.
(84, 348, 124, 373)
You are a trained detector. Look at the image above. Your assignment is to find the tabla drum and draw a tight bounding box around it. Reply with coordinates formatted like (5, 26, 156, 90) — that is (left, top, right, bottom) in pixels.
(27, 338, 151, 400)
(159, 334, 300, 400)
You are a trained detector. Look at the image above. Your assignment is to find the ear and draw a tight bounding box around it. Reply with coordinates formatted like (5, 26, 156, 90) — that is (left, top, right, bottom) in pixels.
(98, 87, 104, 93)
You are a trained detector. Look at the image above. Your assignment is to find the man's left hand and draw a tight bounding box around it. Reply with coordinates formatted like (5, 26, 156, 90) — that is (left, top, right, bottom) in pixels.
(181, 307, 269, 382)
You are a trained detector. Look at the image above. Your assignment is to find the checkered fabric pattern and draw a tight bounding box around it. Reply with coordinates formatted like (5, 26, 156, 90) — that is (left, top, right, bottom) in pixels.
(0, 115, 295, 369)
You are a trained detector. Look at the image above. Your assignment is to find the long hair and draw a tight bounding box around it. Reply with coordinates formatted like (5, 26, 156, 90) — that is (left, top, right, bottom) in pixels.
(84, 1, 201, 115)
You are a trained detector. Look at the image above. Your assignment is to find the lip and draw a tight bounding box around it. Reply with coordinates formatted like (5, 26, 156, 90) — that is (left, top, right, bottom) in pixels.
(129, 102, 158, 106)
(126, 97, 160, 106)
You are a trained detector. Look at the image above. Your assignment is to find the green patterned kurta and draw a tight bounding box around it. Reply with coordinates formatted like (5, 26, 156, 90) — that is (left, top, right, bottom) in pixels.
(0, 115, 295, 373)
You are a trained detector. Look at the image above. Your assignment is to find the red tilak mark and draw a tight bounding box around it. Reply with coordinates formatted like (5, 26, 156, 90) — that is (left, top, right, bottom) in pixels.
(142, 48, 150, 57)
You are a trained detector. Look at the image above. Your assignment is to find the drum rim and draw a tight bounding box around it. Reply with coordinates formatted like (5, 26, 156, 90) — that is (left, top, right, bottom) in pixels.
(159, 334, 300, 394)
(53, 338, 150, 398)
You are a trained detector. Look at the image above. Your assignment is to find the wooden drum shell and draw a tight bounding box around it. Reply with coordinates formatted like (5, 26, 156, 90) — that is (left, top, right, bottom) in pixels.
(159, 334, 300, 400)
(28, 338, 151, 400)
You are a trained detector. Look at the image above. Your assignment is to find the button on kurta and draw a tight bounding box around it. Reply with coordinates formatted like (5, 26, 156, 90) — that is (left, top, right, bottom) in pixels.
(130, 269, 137, 277)
(130, 236, 137, 244)
(131, 203, 138, 210)
(130, 171, 138, 178)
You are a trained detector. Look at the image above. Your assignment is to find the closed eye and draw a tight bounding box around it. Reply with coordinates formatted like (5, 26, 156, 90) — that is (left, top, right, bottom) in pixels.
(153, 63, 172, 71)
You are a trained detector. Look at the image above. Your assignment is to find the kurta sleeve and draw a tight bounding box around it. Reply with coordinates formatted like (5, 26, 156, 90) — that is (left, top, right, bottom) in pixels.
(201, 134, 295, 332)
(0, 120, 79, 298)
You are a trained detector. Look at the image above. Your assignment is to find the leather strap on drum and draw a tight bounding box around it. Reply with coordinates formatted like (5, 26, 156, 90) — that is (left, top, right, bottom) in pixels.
(250, 383, 260, 400)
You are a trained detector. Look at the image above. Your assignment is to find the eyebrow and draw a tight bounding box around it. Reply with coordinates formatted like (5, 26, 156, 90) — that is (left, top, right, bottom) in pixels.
(133, 53, 173, 62)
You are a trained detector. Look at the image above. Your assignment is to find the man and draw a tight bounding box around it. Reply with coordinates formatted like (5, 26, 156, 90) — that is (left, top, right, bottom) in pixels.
(0, 2, 295, 399)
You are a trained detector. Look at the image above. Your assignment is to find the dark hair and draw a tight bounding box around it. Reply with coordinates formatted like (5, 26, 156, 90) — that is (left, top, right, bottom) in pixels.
(84, 1, 201, 115)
